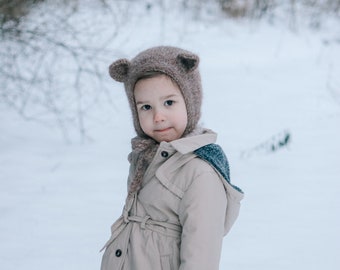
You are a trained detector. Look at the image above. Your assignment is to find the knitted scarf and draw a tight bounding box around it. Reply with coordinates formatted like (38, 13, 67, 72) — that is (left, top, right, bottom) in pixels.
(129, 136, 159, 194)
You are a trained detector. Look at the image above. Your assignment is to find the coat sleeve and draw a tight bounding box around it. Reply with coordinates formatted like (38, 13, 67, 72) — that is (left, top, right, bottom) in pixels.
(178, 170, 227, 270)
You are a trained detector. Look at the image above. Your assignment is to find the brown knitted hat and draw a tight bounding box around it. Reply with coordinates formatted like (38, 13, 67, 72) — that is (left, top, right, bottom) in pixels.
(109, 46, 202, 138)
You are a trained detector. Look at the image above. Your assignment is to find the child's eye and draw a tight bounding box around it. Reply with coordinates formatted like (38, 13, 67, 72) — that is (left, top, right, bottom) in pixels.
(164, 100, 174, 106)
(141, 104, 152, 111)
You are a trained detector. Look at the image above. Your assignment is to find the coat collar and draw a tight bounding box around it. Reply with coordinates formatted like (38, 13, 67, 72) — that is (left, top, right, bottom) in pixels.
(166, 129, 217, 154)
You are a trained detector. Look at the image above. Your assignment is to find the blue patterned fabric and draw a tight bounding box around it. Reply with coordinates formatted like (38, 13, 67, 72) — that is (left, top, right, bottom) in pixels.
(194, 144, 243, 193)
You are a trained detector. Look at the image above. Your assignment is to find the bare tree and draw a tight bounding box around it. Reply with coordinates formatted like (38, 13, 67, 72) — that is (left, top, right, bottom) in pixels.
(0, 0, 130, 142)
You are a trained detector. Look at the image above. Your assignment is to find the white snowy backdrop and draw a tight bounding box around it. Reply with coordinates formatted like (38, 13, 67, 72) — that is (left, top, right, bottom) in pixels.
(1, 1, 339, 269)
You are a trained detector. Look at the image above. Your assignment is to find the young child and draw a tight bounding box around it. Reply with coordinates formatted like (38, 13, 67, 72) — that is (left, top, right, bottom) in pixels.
(101, 46, 244, 270)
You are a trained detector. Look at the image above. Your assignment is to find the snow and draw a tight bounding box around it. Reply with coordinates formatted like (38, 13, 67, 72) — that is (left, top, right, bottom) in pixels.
(1, 2, 340, 269)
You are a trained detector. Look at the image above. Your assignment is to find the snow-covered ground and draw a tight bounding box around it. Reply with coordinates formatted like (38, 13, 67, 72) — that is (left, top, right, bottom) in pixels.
(1, 2, 340, 269)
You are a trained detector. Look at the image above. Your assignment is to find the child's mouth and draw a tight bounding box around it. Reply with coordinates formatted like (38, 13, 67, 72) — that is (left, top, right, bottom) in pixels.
(155, 127, 171, 133)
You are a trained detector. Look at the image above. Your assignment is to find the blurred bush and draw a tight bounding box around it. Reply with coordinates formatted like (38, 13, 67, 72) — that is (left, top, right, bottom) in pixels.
(217, 0, 340, 19)
(0, 0, 43, 25)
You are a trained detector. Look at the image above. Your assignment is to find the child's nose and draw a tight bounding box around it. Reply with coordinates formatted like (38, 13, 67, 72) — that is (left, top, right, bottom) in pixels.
(154, 110, 165, 123)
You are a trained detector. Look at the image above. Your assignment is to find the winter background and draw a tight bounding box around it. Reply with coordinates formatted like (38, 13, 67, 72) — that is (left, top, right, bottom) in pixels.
(1, 0, 340, 269)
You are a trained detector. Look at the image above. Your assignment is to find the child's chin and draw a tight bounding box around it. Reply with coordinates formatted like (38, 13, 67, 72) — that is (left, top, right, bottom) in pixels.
(154, 134, 177, 143)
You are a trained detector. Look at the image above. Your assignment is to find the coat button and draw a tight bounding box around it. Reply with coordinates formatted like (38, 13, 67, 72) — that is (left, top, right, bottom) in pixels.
(161, 151, 169, 158)
(115, 249, 122, 257)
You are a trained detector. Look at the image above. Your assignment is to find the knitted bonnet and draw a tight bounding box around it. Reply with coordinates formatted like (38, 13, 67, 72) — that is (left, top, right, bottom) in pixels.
(109, 46, 202, 138)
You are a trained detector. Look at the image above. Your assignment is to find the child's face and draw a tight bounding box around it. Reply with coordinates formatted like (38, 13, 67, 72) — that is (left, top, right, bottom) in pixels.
(134, 74, 188, 143)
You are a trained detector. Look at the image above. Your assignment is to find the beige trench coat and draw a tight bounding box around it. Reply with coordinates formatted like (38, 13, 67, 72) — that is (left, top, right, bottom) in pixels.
(101, 130, 244, 270)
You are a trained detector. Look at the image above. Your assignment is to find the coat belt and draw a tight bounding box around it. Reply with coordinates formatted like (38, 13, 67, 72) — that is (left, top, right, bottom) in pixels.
(123, 210, 182, 238)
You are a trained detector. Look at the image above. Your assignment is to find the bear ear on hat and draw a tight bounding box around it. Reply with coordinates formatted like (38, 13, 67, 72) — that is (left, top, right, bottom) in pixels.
(109, 58, 130, 82)
(177, 53, 199, 72)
